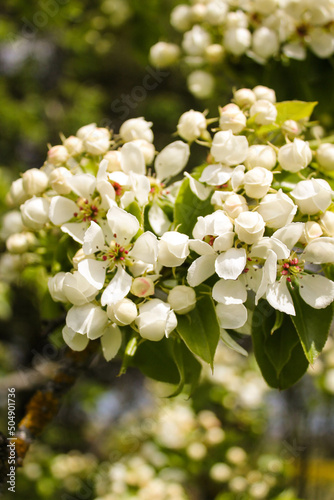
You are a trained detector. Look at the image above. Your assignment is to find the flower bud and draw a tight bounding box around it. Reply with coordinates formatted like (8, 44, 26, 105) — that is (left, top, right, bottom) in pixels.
(182, 25, 211, 56)
(83, 127, 110, 155)
(300, 221, 323, 244)
(249, 100, 277, 125)
(48, 167, 73, 194)
(20, 197, 50, 230)
(48, 272, 67, 302)
(0, 210, 24, 240)
(63, 135, 84, 155)
(281, 120, 302, 138)
(103, 151, 122, 172)
(219, 103, 246, 134)
(131, 277, 155, 297)
(8, 178, 29, 206)
(205, 0, 228, 25)
(257, 189, 297, 228)
(223, 194, 248, 218)
(6, 232, 34, 254)
(278, 138, 312, 173)
(119, 117, 154, 143)
(170, 4, 192, 32)
(187, 70, 215, 99)
(205, 44, 224, 63)
(252, 27, 279, 59)
(211, 130, 248, 166)
(177, 110, 207, 142)
(135, 298, 177, 341)
(243, 167, 273, 198)
(224, 28, 251, 56)
(22, 168, 49, 196)
(291, 179, 332, 215)
(107, 298, 137, 325)
(233, 88, 256, 108)
(168, 285, 196, 314)
(234, 211, 265, 244)
(47, 145, 69, 166)
(158, 231, 189, 267)
(317, 143, 334, 171)
(244, 145, 276, 170)
(252, 85, 276, 103)
(320, 211, 334, 236)
(76, 123, 96, 139)
(149, 42, 181, 67)
(226, 11, 248, 28)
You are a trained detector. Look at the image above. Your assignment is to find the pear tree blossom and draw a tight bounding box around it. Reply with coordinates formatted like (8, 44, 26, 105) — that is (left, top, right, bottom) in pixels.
(3, 88, 334, 392)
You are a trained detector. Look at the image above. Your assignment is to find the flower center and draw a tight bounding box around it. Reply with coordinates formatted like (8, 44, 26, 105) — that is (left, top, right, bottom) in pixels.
(202, 234, 216, 246)
(101, 240, 131, 267)
(148, 178, 164, 199)
(110, 181, 124, 197)
(280, 258, 303, 283)
(73, 197, 101, 223)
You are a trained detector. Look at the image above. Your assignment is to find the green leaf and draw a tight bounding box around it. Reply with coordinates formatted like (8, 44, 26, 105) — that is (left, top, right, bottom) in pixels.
(168, 339, 202, 397)
(221, 329, 248, 357)
(275, 100, 317, 124)
(173, 176, 213, 237)
(130, 336, 180, 384)
(126, 201, 143, 237)
(289, 283, 334, 364)
(176, 294, 220, 367)
(252, 300, 308, 389)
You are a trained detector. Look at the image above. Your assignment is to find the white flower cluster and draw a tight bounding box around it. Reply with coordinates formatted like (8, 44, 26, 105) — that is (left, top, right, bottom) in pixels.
(150, 0, 334, 97)
(3, 88, 334, 366)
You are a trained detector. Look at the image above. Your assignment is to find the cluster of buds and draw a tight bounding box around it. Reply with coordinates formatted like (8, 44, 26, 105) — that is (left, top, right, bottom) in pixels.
(150, 0, 334, 98)
(2, 87, 334, 378)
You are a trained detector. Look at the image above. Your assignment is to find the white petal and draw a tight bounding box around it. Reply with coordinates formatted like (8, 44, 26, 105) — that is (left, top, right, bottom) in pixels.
(250, 237, 290, 260)
(199, 164, 233, 186)
(68, 173, 96, 199)
(165, 310, 178, 337)
(107, 206, 139, 244)
(184, 172, 212, 200)
(215, 303, 248, 329)
(83, 221, 106, 254)
(128, 172, 150, 206)
(96, 160, 116, 205)
(302, 237, 334, 264)
(215, 248, 246, 280)
(61, 222, 87, 243)
(187, 254, 217, 287)
(266, 278, 295, 315)
(273, 223, 304, 250)
(213, 232, 235, 252)
(121, 142, 146, 175)
(155, 141, 190, 181)
(49, 196, 78, 225)
(78, 259, 106, 290)
(255, 249, 277, 304)
(212, 279, 247, 304)
(62, 325, 89, 351)
(101, 323, 122, 361)
(148, 203, 171, 236)
(189, 239, 216, 256)
(129, 231, 158, 264)
(299, 274, 334, 309)
(101, 266, 132, 306)
(66, 303, 108, 338)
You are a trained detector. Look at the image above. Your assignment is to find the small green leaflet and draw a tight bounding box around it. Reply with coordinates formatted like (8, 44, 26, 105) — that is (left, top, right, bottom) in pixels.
(275, 100, 318, 124)
(289, 283, 334, 364)
(252, 300, 308, 390)
(176, 294, 220, 367)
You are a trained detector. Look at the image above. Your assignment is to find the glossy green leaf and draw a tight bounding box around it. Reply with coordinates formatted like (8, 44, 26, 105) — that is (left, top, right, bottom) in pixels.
(221, 329, 248, 357)
(252, 300, 308, 389)
(168, 339, 202, 397)
(176, 294, 220, 367)
(173, 176, 213, 237)
(275, 100, 317, 124)
(289, 283, 334, 364)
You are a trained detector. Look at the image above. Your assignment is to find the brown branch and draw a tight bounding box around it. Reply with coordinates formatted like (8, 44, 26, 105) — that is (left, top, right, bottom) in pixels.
(0, 340, 99, 485)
